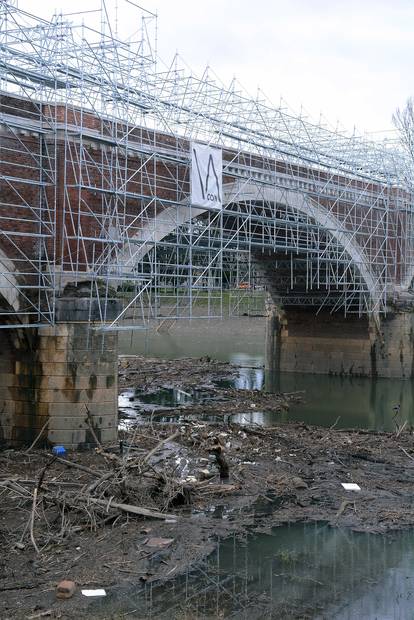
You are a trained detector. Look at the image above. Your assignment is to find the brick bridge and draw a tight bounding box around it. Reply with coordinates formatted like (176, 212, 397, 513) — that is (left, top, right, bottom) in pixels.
(0, 85, 413, 447)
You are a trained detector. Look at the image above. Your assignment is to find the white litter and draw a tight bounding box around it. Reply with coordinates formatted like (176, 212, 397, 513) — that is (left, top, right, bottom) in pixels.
(341, 483, 361, 491)
(81, 589, 106, 597)
(177, 388, 191, 398)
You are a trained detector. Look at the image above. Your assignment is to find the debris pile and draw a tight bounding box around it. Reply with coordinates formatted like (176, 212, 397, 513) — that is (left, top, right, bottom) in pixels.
(118, 355, 239, 391)
(119, 354, 304, 419)
(0, 426, 232, 557)
(2, 355, 414, 617)
(3, 417, 414, 563)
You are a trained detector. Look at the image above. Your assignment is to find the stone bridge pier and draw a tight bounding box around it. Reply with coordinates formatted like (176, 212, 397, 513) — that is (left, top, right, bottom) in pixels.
(0, 297, 119, 448)
(265, 300, 414, 379)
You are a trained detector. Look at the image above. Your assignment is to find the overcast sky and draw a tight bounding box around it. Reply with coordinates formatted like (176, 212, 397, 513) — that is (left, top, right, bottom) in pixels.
(17, 0, 414, 136)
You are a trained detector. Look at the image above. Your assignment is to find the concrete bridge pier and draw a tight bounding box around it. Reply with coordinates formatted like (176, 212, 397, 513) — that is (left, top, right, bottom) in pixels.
(265, 301, 414, 379)
(0, 296, 119, 448)
(372, 310, 414, 378)
(264, 297, 286, 378)
(36, 322, 118, 448)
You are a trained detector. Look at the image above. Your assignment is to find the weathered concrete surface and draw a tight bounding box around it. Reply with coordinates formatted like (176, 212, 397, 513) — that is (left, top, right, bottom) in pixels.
(0, 296, 119, 448)
(373, 311, 414, 378)
(37, 323, 118, 447)
(0, 328, 38, 445)
(265, 306, 414, 378)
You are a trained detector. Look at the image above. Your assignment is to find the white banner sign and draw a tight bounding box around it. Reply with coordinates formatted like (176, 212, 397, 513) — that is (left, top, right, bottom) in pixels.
(191, 142, 222, 210)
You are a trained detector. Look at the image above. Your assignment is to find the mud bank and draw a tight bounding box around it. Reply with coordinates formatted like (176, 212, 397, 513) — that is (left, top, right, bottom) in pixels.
(1, 357, 414, 619)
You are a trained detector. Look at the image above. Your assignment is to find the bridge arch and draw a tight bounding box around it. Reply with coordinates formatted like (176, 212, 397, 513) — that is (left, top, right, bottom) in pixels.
(118, 181, 381, 311)
(0, 247, 21, 316)
(224, 182, 379, 308)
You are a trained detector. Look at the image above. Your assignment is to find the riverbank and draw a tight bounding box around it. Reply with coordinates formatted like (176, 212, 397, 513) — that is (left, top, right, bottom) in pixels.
(2, 356, 414, 618)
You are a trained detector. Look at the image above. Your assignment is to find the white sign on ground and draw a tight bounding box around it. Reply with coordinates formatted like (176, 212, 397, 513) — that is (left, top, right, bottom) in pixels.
(341, 483, 361, 491)
(191, 142, 222, 210)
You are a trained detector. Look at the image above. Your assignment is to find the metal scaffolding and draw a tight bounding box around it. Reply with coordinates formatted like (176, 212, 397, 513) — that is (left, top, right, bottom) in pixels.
(0, 0, 413, 330)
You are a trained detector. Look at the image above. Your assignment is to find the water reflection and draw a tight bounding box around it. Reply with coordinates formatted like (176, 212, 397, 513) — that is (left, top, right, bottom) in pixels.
(267, 372, 414, 432)
(219, 351, 414, 433)
(115, 320, 414, 618)
(229, 371, 414, 432)
(118, 386, 216, 427)
(119, 317, 266, 361)
(230, 352, 264, 390)
(88, 524, 414, 619)
(120, 319, 414, 432)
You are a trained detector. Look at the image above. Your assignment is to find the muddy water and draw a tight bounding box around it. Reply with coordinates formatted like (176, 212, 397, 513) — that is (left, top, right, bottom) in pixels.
(91, 524, 414, 619)
(119, 317, 414, 432)
(117, 318, 414, 619)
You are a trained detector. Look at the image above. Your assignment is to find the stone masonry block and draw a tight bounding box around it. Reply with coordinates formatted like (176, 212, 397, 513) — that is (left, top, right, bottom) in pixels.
(0, 359, 14, 373)
(82, 401, 117, 416)
(38, 387, 116, 404)
(48, 414, 115, 431)
(2, 387, 35, 402)
(48, 426, 116, 447)
(48, 428, 86, 446)
(12, 415, 49, 429)
(0, 426, 13, 441)
(48, 401, 116, 417)
(0, 400, 16, 415)
(1, 319, 119, 447)
(14, 401, 37, 416)
(46, 402, 87, 417)
(38, 325, 70, 338)
(38, 349, 69, 364)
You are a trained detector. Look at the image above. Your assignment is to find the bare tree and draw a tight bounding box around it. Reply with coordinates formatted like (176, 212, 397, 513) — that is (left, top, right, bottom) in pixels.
(393, 97, 414, 159)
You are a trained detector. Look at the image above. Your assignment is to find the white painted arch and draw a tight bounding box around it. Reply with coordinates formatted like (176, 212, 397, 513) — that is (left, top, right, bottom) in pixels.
(0, 247, 20, 315)
(116, 181, 381, 306)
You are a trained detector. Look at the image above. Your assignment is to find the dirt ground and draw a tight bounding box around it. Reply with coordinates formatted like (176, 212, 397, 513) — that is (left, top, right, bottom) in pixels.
(2, 356, 414, 619)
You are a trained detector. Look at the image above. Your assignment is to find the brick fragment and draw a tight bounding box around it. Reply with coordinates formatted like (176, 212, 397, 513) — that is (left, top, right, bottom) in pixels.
(56, 579, 76, 599)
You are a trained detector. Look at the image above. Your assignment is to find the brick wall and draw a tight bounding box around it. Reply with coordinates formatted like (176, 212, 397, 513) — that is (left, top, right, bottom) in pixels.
(2, 90, 407, 300)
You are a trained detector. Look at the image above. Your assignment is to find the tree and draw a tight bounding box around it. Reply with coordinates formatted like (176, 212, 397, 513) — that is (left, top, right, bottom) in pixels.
(393, 97, 414, 160)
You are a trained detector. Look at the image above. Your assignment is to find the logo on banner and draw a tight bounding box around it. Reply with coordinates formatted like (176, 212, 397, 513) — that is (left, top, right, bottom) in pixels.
(191, 142, 222, 209)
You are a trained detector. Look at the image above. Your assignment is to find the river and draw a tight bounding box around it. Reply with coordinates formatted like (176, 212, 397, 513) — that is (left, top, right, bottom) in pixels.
(114, 317, 414, 619)
(119, 316, 414, 432)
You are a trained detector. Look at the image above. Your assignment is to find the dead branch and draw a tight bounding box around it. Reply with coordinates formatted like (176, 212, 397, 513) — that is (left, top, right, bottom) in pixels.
(84, 496, 178, 520)
(29, 487, 40, 554)
(38, 454, 105, 478)
(142, 430, 180, 464)
(85, 404, 103, 449)
(25, 420, 49, 454)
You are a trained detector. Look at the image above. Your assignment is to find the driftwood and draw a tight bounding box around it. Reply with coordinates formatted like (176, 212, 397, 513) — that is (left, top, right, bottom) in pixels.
(0, 479, 33, 496)
(209, 444, 229, 479)
(335, 499, 355, 520)
(25, 420, 49, 454)
(86, 471, 115, 494)
(399, 445, 414, 461)
(143, 430, 180, 464)
(38, 454, 105, 478)
(198, 483, 237, 495)
(85, 405, 103, 449)
(85, 497, 178, 520)
(29, 487, 39, 554)
(2, 421, 245, 555)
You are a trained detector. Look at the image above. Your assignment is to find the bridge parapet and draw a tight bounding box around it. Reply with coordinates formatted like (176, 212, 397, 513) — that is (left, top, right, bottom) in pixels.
(1, 87, 413, 330)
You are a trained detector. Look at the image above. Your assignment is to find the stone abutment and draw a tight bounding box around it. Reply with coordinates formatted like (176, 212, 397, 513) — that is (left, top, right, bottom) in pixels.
(0, 298, 119, 448)
(265, 301, 414, 379)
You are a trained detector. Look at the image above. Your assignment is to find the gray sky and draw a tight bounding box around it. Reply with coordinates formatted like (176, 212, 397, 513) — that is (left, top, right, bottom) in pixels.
(18, 0, 414, 135)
